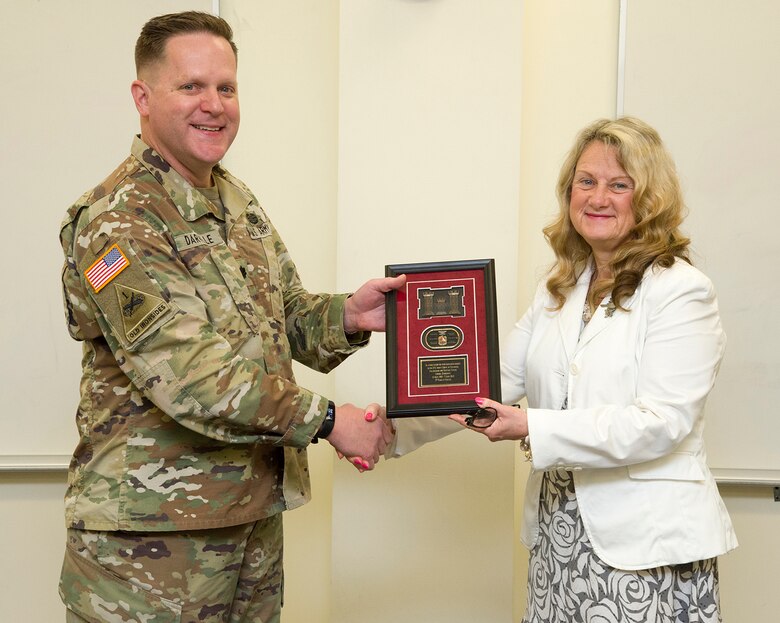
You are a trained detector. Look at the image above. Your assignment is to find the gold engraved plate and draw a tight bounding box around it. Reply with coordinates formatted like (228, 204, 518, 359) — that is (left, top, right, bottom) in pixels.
(418, 355, 469, 387)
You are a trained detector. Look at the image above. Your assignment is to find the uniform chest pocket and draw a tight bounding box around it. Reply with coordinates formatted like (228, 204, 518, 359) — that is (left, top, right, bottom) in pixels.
(179, 242, 262, 339)
(209, 245, 264, 334)
(235, 226, 285, 324)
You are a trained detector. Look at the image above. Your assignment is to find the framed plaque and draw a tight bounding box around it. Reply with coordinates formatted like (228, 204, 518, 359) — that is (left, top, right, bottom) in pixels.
(385, 259, 501, 418)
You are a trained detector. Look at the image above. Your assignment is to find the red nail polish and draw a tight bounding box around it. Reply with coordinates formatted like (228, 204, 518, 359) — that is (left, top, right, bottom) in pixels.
(475, 397, 486, 406)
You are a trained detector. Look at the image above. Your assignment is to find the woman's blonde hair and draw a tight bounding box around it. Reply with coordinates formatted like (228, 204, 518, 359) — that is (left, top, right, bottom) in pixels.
(543, 117, 691, 311)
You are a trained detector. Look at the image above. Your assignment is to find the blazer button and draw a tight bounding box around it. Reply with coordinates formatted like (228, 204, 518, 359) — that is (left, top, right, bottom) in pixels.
(570, 363, 579, 375)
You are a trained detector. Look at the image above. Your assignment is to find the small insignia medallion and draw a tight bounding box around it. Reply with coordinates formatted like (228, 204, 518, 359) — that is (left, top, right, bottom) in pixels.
(421, 325, 464, 351)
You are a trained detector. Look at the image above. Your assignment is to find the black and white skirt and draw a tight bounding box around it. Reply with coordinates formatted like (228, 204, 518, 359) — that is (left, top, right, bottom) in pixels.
(522, 469, 722, 623)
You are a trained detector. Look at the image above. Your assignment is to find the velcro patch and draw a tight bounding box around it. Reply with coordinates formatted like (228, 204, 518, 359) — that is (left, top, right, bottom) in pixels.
(82, 235, 175, 350)
(84, 244, 129, 292)
(174, 228, 223, 251)
(247, 222, 271, 239)
(115, 284, 171, 343)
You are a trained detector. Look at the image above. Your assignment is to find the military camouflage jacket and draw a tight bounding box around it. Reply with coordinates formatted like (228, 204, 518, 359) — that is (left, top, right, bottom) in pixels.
(59, 137, 367, 531)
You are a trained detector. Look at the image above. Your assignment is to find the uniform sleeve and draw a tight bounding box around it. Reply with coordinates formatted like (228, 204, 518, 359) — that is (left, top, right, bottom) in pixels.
(69, 208, 329, 448)
(273, 233, 370, 372)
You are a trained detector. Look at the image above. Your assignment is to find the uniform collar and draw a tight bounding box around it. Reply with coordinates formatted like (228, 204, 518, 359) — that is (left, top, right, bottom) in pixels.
(130, 136, 254, 223)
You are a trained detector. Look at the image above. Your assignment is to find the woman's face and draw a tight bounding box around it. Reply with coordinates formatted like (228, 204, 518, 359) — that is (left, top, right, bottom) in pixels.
(569, 141, 636, 262)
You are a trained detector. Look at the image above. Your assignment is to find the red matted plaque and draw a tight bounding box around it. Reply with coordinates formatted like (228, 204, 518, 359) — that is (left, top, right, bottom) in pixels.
(385, 259, 501, 418)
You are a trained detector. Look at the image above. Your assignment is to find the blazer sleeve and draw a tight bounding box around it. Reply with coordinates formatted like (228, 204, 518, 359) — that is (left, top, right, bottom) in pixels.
(500, 282, 548, 405)
(386, 417, 463, 458)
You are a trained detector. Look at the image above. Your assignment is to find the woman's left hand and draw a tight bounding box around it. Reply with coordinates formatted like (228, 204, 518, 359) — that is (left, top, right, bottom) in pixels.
(449, 397, 529, 442)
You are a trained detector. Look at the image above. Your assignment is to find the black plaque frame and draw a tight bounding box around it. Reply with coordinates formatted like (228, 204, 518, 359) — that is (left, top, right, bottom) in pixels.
(385, 259, 501, 418)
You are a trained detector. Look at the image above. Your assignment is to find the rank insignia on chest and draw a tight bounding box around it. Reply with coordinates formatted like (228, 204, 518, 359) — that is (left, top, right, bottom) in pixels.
(84, 243, 130, 293)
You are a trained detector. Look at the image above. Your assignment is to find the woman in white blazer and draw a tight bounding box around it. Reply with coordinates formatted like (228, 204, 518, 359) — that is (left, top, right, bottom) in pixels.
(390, 117, 737, 623)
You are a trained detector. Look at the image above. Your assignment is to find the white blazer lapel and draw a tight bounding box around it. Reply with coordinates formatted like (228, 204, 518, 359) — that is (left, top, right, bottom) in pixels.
(578, 276, 639, 350)
(577, 294, 614, 349)
(558, 266, 593, 360)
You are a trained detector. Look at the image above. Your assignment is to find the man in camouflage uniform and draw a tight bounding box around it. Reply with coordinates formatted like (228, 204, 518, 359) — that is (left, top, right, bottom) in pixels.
(58, 11, 399, 622)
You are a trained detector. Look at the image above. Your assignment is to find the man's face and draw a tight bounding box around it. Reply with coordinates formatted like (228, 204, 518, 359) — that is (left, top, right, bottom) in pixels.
(133, 32, 239, 187)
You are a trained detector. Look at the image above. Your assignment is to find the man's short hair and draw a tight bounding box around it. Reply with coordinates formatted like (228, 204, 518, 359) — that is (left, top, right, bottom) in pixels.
(135, 11, 238, 74)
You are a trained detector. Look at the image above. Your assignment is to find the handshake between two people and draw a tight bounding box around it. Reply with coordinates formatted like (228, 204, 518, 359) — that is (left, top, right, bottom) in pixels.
(325, 403, 394, 473)
(322, 396, 531, 474)
(321, 273, 405, 472)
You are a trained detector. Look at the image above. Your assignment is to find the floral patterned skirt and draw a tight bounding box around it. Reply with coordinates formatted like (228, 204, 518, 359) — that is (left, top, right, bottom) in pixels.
(522, 470, 722, 623)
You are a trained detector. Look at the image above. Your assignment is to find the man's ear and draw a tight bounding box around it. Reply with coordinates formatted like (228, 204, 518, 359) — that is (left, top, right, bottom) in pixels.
(131, 79, 151, 116)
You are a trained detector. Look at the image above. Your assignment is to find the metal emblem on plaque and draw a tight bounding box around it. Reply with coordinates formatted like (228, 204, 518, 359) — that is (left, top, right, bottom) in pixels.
(417, 286, 465, 319)
(420, 325, 464, 351)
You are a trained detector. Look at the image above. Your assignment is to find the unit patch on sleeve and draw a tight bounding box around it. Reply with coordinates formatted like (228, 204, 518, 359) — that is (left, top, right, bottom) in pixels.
(84, 244, 129, 292)
(115, 283, 172, 343)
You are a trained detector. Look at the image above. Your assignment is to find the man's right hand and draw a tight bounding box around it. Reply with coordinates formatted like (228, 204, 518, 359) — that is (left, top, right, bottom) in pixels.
(326, 403, 393, 470)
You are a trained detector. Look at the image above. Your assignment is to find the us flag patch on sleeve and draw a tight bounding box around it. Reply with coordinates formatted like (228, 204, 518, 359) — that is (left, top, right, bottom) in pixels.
(85, 243, 129, 293)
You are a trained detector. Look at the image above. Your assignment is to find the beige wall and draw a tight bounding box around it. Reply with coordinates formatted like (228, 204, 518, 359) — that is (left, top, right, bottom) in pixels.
(1, 1, 777, 622)
(219, 2, 341, 618)
(332, 1, 521, 620)
(0, 1, 211, 620)
(516, 2, 622, 618)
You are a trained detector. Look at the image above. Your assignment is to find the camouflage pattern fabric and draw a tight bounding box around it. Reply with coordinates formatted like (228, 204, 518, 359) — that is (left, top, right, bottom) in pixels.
(59, 136, 369, 532)
(60, 514, 283, 622)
